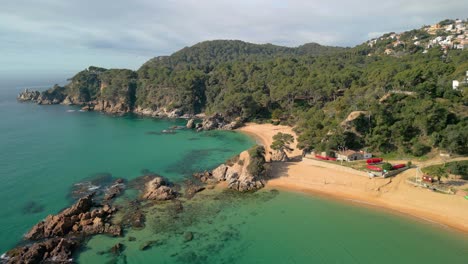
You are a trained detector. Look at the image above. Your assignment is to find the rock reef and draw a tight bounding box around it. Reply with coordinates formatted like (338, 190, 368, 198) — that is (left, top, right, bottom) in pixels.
(4, 194, 121, 263)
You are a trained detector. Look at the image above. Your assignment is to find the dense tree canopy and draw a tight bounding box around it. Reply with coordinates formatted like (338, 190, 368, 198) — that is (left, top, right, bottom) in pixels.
(44, 38, 468, 156)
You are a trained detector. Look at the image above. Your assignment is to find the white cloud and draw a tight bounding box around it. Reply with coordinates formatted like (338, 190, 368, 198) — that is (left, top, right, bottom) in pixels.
(0, 0, 467, 76)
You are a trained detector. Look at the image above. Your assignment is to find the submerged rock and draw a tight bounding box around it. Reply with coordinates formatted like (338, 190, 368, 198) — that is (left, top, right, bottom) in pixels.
(22, 201, 45, 215)
(103, 179, 125, 201)
(183, 232, 194, 242)
(70, 174, 125, 203)
(139, 240, 161, 251)
(185, 184, 206, 199)
(109, 243, 124, 255)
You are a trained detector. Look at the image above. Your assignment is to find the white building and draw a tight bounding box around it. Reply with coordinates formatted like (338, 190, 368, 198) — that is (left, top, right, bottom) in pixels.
(453, 80, 459, 90)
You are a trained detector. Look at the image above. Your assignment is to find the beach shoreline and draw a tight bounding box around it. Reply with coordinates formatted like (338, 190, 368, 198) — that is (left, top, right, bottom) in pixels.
(237, 123, 468, 234)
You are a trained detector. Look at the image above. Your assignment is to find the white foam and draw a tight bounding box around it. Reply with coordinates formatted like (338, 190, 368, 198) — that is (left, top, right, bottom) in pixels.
(66, 109, 76, 112)
(88, 185, 100, 191)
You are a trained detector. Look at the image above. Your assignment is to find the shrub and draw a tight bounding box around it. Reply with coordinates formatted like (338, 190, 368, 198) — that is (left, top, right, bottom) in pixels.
(447, 161, 468, 180)
(382, 162, 393, 171)
(412, 143, 431, 157)
(247, 145, 266, 176)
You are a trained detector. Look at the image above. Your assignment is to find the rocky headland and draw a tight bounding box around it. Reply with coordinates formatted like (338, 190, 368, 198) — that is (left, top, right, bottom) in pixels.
(17, 88, 242, 132)
(194, 146, 267, 192)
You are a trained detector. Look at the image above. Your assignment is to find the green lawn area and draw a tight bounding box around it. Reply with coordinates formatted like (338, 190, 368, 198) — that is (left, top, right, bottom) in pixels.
(379, 151, 429, 161)
(422, 160, 468, 180)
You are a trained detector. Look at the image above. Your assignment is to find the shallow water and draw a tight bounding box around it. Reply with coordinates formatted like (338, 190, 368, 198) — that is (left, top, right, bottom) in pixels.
(79, 189, 468, 264)
(0, 82, 253, 254)
(1, 81, 468, 263)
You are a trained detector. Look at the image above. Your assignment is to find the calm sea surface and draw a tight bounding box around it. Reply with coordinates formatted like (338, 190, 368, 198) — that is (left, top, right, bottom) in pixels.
(0, 80, 467, 263)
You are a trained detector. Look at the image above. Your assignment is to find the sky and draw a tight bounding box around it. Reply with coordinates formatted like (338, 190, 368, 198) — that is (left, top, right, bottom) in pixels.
(1, 0, 467, 81)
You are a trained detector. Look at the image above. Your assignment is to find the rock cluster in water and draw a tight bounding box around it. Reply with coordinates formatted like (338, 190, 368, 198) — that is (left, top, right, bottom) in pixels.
(17, 89, 40, 102)
(4, 193, 121, 263)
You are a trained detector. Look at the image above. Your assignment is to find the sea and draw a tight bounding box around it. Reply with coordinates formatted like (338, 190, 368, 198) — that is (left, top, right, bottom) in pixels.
(0, 78, 467, 263)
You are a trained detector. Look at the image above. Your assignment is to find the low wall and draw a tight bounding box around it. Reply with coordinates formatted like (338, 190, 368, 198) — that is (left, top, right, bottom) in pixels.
(383, 167, 409, 178)
(302, 158, 368, 177)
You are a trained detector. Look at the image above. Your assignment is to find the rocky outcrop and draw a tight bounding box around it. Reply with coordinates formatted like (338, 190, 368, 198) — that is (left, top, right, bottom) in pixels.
(25, 194, 121, 240)
(62, 96, 74, 105)
(93, 100, 131, 114)
(142, 177, 177, 201)
(194, 150, 265, 192)
(195, 113, 242, 131)
(17, 86, 67, 105)
(5, 194, 121, 263)
(133, 106, 185, 118)
(17, 89, 40, 102)
(3, 238, 78, 264)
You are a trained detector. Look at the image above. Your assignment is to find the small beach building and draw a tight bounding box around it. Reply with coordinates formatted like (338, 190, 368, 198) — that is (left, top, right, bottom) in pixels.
(360, 150, 372, 159)
(336, 150, 364, 162)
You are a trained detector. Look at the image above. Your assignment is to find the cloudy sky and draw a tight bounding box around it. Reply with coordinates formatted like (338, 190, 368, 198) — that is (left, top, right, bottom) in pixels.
(1, 0, 467, 80)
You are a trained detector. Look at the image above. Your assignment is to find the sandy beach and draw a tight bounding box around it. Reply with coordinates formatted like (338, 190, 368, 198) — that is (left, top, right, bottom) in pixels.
(238, 123, 468, 234)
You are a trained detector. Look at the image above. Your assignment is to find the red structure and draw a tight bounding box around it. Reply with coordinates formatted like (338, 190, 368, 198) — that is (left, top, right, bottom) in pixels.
(392, 164, 406, 170)
(422, 175, 434, 183)
(315, 155, 337, 161)
(366, 165, 383, 172)
(366, 158, 383, 164)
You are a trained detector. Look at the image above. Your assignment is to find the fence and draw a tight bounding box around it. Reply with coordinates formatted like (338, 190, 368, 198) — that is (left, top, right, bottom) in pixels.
(406, 176, 455, 194)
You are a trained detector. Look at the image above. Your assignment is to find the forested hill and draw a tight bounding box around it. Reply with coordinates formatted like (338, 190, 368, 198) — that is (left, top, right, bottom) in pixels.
(23, 21, 468, 157)
(140, 40, 346, 71)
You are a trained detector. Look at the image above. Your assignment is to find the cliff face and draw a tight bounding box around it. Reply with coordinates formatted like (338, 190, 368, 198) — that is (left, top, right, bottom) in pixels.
(18, 67, 140, 114)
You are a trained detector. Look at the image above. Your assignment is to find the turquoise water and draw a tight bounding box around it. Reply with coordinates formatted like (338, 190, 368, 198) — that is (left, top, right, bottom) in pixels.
(0, 82, 253, 254)
(1, 80, 468, 263)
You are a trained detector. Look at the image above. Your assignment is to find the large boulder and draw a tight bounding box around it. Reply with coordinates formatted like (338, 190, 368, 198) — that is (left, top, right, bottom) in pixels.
(186, 119, 196, 129)
(142, 177, 177, 201)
